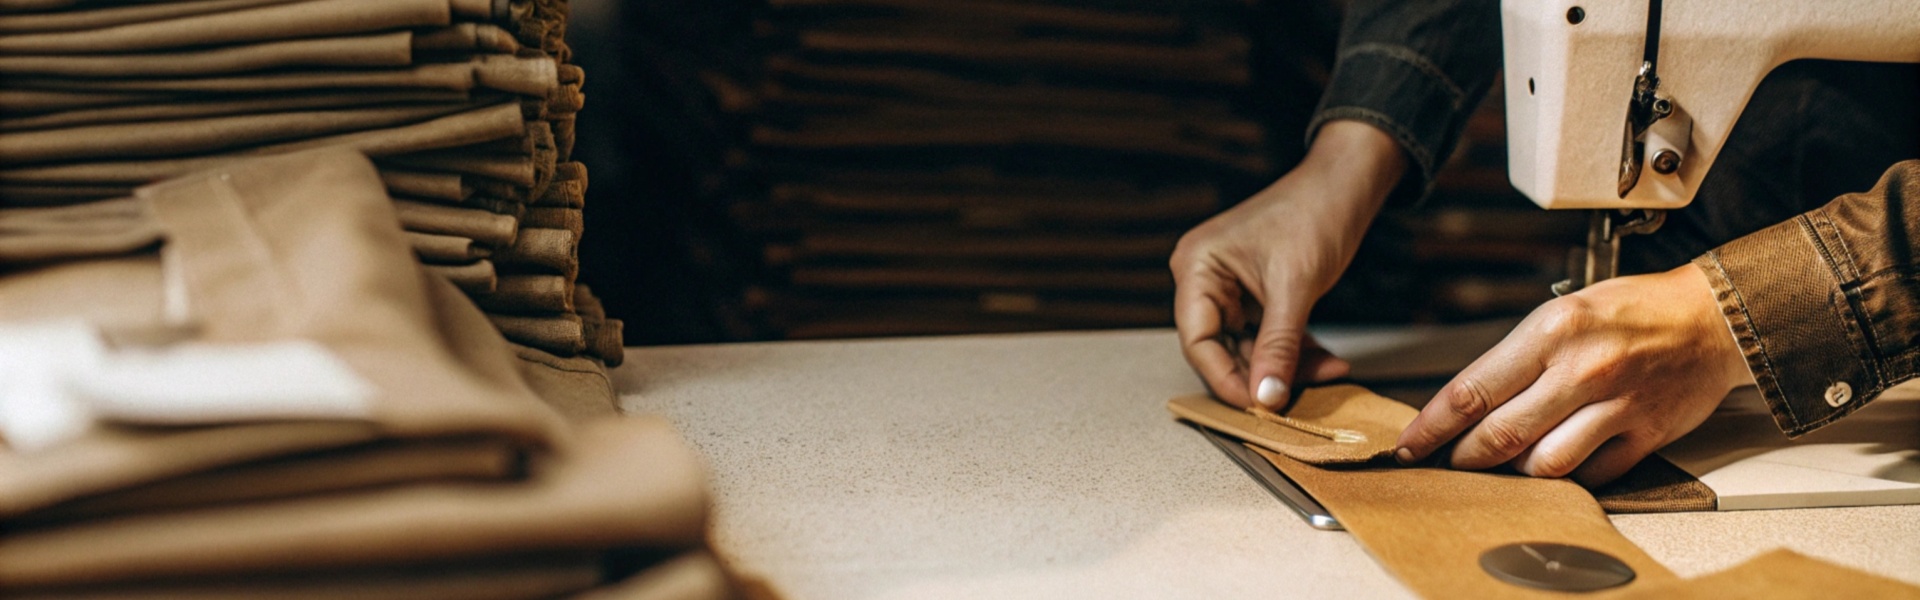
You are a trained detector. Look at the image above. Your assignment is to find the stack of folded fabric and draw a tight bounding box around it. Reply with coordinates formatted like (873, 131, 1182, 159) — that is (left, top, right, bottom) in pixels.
(0, 0, 621, 364)
(719, 0, 1277, 338)
(0, 150, 735, 599)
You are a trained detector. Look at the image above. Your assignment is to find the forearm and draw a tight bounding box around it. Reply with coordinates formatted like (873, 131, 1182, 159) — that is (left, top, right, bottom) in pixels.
(1695, 159, 1920, 436)
(1309, 0, 1502, 206)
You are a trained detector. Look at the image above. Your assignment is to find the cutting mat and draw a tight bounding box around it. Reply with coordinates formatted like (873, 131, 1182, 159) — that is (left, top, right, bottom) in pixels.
(1659, 382, 1920, 511)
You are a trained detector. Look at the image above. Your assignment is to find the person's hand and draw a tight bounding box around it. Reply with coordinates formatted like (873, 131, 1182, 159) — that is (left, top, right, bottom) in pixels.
(1393, 264, 1755, 486)
(1171, 121, 1407, 410)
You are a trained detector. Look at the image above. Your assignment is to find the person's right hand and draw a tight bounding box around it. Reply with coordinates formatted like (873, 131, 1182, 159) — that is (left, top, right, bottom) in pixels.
(1171, 121, 1409, 410)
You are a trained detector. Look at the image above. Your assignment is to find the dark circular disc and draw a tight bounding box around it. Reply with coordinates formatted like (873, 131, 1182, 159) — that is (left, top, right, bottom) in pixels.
(1480, 542, 1636, 592)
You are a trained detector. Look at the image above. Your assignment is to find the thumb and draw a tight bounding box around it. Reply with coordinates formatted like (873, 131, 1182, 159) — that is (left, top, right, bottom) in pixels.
(1247, 293, 1312, 410)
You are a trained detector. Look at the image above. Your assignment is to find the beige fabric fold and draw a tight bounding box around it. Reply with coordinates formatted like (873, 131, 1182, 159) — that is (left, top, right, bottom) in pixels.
(0, 89, 472, 133)
(4, 56, 552, 96)
(25, 438, 520, 523)
(0, 0, 451, 55)
(382, 168, 471, 201)
(414, 22, 521, 53)
(0, 30, 414, 78)
(0, 198, 160, 264)
(475, 273, 574, 313)
(496, 226, 575, 273)
(491, 312, 586, 355)
(0, 88, 170, 114)
(0, 0, 306, 34)
(0, 102, 525, 184)
(511, 344, 618, 422)
(14, 553, 605, 600)
(409, 230, 492, 263)
(0, 103, 475, 164)
(395, 198, 520, 246)
(0, 417, 706, 588)
(387, 150, 539, 186)
(525, 206, 583, 235)
(427, 259, 499, 293)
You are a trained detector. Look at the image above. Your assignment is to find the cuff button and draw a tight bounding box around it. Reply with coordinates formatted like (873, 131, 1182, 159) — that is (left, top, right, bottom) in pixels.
(1824, 382, 1853, 408)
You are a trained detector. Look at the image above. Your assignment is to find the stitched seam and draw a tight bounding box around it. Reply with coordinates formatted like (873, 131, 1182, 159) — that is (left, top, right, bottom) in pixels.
(1708, 251, 1801, 431)
(1337, 43, 1467, 110)
(1817, 212, 1863, 281)
(1800, 216, 1884, 390)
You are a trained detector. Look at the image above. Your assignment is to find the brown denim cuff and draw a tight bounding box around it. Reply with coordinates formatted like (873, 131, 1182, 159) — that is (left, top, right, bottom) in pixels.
(1694, 220, 1875, 438)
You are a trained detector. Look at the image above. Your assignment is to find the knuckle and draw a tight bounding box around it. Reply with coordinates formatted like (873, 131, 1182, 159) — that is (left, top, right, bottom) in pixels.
(1533, 296, 1595, 338)
(1525, 448, 1583, 479)
(1444, 378, 1494, 422)
(1476, 420, 1532, 457)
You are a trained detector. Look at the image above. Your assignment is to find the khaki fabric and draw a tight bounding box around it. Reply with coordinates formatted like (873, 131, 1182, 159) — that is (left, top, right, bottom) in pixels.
(0, 0, 307, 35)
(0, 90, 474, 133)
(14, 553, 604, 600)
(0, 417, 706, 588)
(1596, 549, 1920, 599)
(0, 30, 416, 78)
(1255, 447, 1679, 599)
(0, 0, 452, 55)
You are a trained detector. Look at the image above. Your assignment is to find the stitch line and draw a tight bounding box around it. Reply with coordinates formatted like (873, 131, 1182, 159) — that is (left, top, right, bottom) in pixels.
(1338, 43, 1467, 110)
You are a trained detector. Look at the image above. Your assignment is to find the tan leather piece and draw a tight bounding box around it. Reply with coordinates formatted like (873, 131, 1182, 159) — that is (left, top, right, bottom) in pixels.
(0, 417, 707, 588)
(491, 312, 588, 356)
(1166, 385, 1409, 464)
(395, 198, 520, 246)
(0, 89, 168, 115)
(512, 344, 620, 422)
(475, 273, 576, 313)
(409, 230, 492, 264)
(14, 553, 604, 600)
(428, 259, 499, 293)
(387, 149, 540, 186)
(495, 227, 576, 273)
(1256, 447, 1679, 599)
(1595, 549, 1920, 599)
(382, 168, 472, 201)
(573, 551, 735, 600)
(0, 199, 162, 264)
(414, 23, 522, 53)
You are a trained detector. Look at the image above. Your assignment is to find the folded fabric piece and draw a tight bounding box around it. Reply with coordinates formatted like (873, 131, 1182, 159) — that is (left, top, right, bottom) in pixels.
(0, 30, 416, 78)
(0, 89, 474, 133)
(409, 230, 492, 263)
(7, 56, 554, 96)
(0, 150, 721, 598)
(0, 0, 306, 34)
(0, 102, 479, 164)
(0, 0, 453, 55)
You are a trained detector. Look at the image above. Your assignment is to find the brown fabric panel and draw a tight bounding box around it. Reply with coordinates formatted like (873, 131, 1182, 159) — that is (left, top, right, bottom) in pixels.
(0, 0, 305, 34)
(140, 148, 563, 440)
(15, 553, 604, 600)
(1590, 454, 1717, 514)
(5, 61, 477, 95)
(1592, 549, 1920, 599)
(0, 103, 526, 185)
(0, 31, 414, 78)
(0, 0, 450, 55)
(27, 438, 520, 523)
(474, 273, 574, 313)
(0, 183, 133, 205)
(0, 103, 475, 165)
(490, 312, 586, 356)
(427, 259, 499, 294)
(495, 227, 575, 273)
(511, 344, 617, 422)
(381, 169, 471, 201)
(0, 198, 161, 264)
(409, 231, 491, 264)
(570, 551, 736, 600)
(0, 89, 473, 133)
(0, 418, 707, 588)
(414, 22, 521, 53)
(1259, 447, 1679, 599)
(0, 89, 171, 115)
(395, 199, 520, 246)
(523, 206, 583, 234)
(536, 177, 585, 207)
(385, 150, 538, 186)
(0, 422, 381, 519)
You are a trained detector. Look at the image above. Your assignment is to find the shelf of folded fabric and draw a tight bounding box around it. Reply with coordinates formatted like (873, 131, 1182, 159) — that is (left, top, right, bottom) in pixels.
(0, 0, 620, 365)
(712, 0, 1280, 339)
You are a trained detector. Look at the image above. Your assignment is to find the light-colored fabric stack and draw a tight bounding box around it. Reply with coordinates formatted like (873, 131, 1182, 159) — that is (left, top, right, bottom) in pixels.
(0, 0, 622, 371)
(0, 150, 737, 599)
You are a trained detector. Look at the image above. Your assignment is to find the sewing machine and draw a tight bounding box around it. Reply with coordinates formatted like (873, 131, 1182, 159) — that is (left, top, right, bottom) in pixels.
(1500, 0, 1920, 292)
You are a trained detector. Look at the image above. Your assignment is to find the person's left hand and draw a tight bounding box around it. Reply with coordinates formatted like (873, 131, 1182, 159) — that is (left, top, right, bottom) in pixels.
(1392, 263, 1756, 486)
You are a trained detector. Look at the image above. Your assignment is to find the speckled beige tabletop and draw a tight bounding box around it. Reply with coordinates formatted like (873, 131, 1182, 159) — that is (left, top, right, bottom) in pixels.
(617, 328, 1920, 600)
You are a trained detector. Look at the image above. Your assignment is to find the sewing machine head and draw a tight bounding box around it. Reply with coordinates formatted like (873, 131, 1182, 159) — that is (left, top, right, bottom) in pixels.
(1499, 0, 1920, 289)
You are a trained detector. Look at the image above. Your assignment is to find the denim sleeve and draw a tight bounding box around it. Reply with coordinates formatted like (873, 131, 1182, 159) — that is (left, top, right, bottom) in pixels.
(1694, 160, 1920, 437)
(1307, 0, 1503, 206)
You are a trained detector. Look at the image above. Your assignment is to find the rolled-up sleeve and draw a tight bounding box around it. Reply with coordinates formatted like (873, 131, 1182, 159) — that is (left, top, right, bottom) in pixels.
(1695, 160, 1920, 436)
(1307, 0, 1502, 206)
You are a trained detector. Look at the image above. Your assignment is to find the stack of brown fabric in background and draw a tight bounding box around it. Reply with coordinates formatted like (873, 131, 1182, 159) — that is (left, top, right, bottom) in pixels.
(716, 0, 1278, 339)
(0, 0, 621, 365)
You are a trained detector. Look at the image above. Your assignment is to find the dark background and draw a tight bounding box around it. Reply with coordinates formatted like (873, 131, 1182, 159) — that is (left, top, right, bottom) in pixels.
(566, 0, 1581, 345)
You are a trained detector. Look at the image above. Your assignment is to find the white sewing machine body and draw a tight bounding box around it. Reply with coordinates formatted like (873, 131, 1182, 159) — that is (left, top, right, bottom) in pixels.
(1501, 0, 1920, 211)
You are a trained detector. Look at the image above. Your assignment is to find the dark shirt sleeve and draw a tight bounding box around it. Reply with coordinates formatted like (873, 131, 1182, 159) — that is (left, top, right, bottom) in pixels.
(1694, 160, 1920, 437)
(1308, 0, 1503, 206)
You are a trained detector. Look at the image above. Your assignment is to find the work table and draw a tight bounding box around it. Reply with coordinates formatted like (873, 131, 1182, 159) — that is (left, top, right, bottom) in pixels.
(617, 327, 1920, 599)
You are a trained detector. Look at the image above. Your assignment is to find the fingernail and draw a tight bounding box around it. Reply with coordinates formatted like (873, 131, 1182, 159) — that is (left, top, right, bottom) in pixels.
(1256, 376, 1288, 408)
(1394, 447, 1415, 465)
